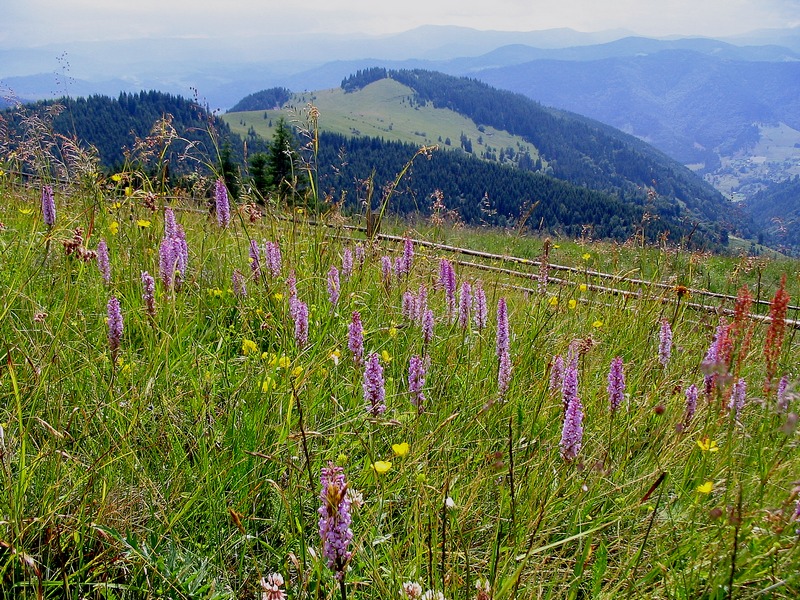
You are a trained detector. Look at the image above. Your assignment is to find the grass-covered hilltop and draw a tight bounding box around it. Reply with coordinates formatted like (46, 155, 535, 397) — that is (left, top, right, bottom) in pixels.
(0, 87, 799, 599)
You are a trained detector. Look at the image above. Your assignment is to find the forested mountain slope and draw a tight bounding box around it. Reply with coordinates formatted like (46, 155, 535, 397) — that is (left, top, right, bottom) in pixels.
(743, 177, 800, 254)
(1, 86, 742, 248)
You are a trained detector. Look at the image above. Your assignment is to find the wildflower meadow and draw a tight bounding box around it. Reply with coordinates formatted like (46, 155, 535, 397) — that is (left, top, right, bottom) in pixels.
(0, 112, 799, 599)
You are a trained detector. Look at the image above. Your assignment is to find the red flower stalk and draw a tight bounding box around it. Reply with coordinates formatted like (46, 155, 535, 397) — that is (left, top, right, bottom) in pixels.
(727, 284, 754, 377)
(764, 275, 790, 393)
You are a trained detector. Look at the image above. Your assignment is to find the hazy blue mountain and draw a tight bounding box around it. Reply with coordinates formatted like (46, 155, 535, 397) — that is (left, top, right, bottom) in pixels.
(448, 36, 799, 70)
(474, 50, 800, 164)
(723, 26, 800, 52)
(0, 26, 630, 82)
(4, 26, 798, 111)
(1, 73, 140, 104)
(373, 25, 634, 59)
(215, 35, 800, 104)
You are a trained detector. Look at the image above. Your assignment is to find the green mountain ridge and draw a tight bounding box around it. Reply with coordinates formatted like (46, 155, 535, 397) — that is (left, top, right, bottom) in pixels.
(0, 80, 744, 249)
(224, 79, 542, 169)
(225, 69, 744, 238)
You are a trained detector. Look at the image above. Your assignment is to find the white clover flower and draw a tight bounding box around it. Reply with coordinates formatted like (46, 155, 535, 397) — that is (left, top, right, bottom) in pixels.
(401, 581, 423, 599)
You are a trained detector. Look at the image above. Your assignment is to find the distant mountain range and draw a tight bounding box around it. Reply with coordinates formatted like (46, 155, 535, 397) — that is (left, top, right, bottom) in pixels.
(476, 48, 800, 159)
(4, 25, 798, 105)
(3, 24, 798, 208)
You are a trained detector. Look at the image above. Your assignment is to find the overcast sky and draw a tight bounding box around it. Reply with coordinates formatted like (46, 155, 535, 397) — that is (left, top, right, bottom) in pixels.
(3, 0, 799, 47)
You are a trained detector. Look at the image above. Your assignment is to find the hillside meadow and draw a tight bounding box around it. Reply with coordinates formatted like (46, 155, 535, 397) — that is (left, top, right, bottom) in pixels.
(0, 161, 799, 600)
(223, 79, 540, 165)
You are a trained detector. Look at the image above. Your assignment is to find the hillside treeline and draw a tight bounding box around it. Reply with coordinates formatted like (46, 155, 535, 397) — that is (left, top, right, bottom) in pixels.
(314, 132, 720, 246)
(228, 88, 292, 112)
(341, 68, 389, 93)
(1, 91, 259, 174)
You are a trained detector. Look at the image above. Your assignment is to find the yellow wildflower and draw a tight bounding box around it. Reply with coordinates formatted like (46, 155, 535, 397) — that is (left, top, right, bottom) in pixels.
(372, 461, 392, 474)
(278, 355, 291, 369)
(273, 292, 283, 301)
(330, 349, 341, 365)
(111, 173, 123, 182)
(592, 320, 603, 328)
(19, 208, 32, 215)
(242, 339, 258, 355)
(582, 253, 591, 260)
(136, 219, 151, 228)
(696, 437, 719, 452)
(697, 481, 714, 494)
(548, 296, 559, 307)
(261, 377, 276, 393)
(579, 284, 587, 292)
(381, 350, 392, 364)
(389, 326, 398, 338)
(291, 366, 304, 378)
(392, 442, 410, 457)
(568, 299, 577, 309)
(125, 186, 133, 197)
(108, 221, 120, 235)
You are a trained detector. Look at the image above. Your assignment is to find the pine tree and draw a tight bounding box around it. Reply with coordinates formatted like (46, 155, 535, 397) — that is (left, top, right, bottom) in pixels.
(266, 118, 303, 203)
(249, 152, 270, 201)
(218, 141, 241, 200)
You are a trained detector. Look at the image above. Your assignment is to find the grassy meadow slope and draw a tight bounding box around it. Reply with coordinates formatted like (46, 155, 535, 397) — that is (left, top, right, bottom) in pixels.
(0, 155, 799, 598)
(223, 79, 541, 164)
